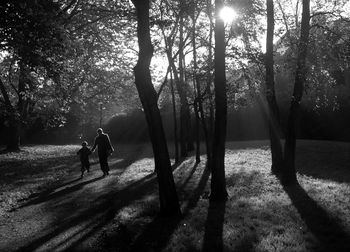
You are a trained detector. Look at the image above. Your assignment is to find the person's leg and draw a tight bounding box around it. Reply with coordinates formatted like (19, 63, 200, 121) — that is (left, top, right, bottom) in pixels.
(86, 161, 90, 173)
(80, 163, 85, 178)
(105, 157, 110, 175)
(99, 154, 108, 176)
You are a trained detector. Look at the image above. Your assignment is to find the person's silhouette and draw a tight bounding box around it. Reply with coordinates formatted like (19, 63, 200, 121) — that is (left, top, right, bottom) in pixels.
(91, 128, 114, 176)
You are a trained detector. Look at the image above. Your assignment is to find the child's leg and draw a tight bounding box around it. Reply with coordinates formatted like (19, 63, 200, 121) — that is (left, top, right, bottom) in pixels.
(86, 161, 90, 172)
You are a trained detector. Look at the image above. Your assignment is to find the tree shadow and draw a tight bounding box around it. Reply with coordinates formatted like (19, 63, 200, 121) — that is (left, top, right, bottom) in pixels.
(295, 142, 350, 183)
(283, 182, 350, 251)
(15, 156, 186, 252)
(124, 162, 211, 252)
(16, 172, 158, 251)
(17, 177, 81, 202)
(202, 200, 226, 252)
(15, 176, 105, 209)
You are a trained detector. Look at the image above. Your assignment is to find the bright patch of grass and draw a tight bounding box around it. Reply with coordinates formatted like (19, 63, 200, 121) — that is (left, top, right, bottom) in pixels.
(97, 140, 350, 252)
(0, 145, 80, 216)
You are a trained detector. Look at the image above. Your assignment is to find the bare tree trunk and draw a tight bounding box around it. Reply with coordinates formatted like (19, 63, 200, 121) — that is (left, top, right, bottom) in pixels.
(283, 0, 310, 185)
(192, 9, 201, 164)
(170, 70, 179, 163)
(131, 0, 181, 216)
(204, 0, 214, 166)
(210, 0, 228, 201)
(178, 14, 190, 157)
(265, 0, 284, 175)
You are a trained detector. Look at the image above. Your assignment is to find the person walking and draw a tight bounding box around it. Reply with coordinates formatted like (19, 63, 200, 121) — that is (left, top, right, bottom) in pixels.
(77, 141, 92, 178)
(91, 128, 114, 176)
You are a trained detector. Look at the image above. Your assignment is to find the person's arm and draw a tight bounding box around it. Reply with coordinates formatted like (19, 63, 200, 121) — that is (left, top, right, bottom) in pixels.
(106, 134, 114, 152)
(91, 137, 97, 152)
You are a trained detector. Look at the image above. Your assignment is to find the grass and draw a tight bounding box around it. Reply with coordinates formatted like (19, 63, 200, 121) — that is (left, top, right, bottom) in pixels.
(0, 140, 349, 251)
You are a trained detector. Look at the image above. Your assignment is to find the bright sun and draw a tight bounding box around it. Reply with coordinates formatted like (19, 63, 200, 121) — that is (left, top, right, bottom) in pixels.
(219, 6, 237, 24)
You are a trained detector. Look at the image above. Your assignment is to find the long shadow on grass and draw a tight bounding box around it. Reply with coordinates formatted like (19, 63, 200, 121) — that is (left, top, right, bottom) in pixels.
(15, 145, 153, 209)
(16, 159, 184, 252)
(202, 200, 226, 252)
(15, 176, 105, 209)
(16, 173, 157, 251)
(126, 163, 211, 252)
(283, 182, 350, 252)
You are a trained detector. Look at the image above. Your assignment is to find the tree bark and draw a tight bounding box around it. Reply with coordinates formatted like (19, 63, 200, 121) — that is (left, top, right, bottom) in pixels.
(170, 70, 179, 163)
(131, 0, 181, 216)
(265, 0, 284, 175)
(210, 0, 228, 201)
(283, 0, 310, 185)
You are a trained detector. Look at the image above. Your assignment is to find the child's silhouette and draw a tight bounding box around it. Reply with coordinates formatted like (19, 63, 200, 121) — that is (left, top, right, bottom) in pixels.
(77, 141, 92, 178)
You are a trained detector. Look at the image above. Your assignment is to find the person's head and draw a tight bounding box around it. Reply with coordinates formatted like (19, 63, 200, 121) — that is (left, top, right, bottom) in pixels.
(82, 141, 88, 147)
(97, 128, 103, 135)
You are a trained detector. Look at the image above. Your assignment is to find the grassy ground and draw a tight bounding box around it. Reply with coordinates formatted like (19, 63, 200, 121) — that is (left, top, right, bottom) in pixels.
(0, 140, 349, 251)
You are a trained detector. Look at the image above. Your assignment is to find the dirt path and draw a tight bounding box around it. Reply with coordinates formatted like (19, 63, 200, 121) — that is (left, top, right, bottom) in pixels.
(0, 144, 160, 251)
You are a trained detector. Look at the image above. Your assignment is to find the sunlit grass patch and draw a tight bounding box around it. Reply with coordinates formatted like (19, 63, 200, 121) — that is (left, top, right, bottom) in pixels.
(0, 145, 80, 216)
(105, 140, 350, 252)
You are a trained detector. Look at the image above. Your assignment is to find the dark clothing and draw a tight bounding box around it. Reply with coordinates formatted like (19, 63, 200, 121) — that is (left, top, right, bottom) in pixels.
(91, 133, 114, 175)
(77, 146, 92, 173)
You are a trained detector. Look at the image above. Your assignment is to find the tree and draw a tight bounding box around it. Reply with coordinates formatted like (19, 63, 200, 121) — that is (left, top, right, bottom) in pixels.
(282, 0, 311, 184)
(210, 0, 228, 201)
(0, 0, 69, 150)
(265, 0, 284, 174)
(131, 0, 181, 216)
(264, 0, 311, 184)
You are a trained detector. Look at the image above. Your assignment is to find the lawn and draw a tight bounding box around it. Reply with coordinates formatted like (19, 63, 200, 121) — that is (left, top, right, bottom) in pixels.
(0, 140, 349, 251)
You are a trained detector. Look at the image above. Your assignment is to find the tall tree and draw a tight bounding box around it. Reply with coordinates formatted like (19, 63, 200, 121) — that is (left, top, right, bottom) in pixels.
(131, 0, 181, 216)
(283, 0, 311, 184)
(265, 0, 284, 174)
(210, 0, 228, 201)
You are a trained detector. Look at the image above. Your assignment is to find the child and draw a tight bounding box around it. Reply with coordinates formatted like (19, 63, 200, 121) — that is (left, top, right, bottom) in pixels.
(77, 141, 92, 178)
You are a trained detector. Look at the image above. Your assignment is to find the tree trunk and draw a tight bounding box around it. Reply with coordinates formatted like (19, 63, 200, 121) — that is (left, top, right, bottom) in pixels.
(210, 0, 228, 201)
(192, 11, 201, 164)
(265, 0, 284, 175)
(131, 0, 181, 216)
(205, 0, 214, 166)
(178, 14, 191, 157)
(170, 70, 179, 163)
(0, 78, 20, 151)
(6, 122, 21, 151)
(283, 0, 310, 185)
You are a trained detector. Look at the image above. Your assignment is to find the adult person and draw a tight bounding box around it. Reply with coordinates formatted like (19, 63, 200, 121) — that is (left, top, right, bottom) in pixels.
(91, 128, 114, 176)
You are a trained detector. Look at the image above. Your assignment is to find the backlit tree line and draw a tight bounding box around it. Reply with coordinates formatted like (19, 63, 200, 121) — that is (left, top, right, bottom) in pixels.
(1, 0, 349, 215)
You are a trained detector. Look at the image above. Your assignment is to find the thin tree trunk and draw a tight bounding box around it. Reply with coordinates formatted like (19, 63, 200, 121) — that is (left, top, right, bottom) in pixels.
(178, 14, 190, 157)
(131, 0, 181, 216)
(192, 9, 201, 163)
(205, 0, 214, 166)
(210, 0, 228, 201)
(283, 0, 310, 185)
(265, 0, 284, 175)
(194, 98, 201, 163)
(170, 70, 179, 163)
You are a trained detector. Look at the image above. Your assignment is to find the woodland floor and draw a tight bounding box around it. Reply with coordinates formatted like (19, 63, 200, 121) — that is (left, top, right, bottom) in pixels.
(0, 140, 350, 251)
